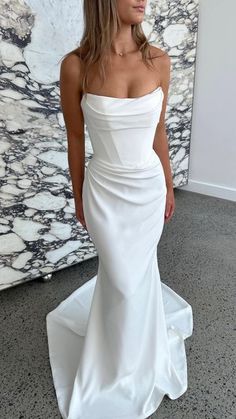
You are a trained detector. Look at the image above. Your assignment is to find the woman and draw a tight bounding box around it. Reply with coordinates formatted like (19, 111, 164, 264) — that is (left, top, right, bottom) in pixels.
(46, 1, 193, 418)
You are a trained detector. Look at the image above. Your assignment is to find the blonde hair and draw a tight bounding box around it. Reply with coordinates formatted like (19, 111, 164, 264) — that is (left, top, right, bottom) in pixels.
(61, 0, 163, 92)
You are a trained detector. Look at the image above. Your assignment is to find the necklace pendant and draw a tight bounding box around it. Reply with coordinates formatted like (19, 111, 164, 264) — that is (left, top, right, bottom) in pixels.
(118, 52, 123, 56)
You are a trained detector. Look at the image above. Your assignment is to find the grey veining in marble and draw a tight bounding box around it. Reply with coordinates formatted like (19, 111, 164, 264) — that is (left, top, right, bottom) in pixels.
(0, 0, 199, 290)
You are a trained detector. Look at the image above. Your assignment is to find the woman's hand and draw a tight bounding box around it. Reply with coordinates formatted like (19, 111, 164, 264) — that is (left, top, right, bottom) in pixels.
(164, 186, 175, 223)
(75, 198, 87, 230)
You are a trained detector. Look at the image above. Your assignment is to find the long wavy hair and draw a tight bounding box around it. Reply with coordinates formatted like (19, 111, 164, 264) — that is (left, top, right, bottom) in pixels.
(61, 0, 161, 93)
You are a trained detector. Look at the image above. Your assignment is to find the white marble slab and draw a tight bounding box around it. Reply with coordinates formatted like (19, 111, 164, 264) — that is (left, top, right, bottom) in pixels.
(0, 0, 199, 290)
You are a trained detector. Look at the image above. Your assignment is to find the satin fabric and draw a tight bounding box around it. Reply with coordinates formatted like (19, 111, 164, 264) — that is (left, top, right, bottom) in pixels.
(46, 86, 193, 419)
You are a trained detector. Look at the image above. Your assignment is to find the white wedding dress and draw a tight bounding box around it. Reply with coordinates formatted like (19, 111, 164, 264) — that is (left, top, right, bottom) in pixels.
(46, 85, 193, 419)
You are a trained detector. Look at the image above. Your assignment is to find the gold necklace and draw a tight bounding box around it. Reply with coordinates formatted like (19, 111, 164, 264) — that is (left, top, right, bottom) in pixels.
(112, 48, 139, 57)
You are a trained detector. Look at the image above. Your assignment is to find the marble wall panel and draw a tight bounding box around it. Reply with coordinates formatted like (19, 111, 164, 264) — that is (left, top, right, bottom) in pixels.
(0, 0, 199, 290)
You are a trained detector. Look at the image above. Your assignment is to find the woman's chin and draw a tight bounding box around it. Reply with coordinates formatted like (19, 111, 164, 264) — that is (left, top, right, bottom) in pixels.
(130, 17, 144, 25)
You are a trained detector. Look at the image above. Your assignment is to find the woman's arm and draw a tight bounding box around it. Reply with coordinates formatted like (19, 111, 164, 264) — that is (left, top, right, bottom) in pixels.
(59, 53, 86, 226)
(153, 52, 173, 191)
(153, 51, 175, 222)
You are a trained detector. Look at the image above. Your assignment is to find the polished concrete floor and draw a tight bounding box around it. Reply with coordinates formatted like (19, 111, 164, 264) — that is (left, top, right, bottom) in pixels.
(0, 189, 235, 419)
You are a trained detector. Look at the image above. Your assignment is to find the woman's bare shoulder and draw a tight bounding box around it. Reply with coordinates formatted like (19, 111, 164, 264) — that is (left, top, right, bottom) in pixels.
(148, 45, 170, 63)
(148, 45, 171, 80)
(60, 48, 84, 82)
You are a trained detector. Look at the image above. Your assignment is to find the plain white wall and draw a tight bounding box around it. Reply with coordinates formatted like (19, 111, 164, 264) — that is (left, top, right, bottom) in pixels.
(179, 0, 236, 201)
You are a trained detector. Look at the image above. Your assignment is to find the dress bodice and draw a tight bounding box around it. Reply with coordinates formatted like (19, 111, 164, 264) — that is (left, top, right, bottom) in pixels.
(81, 86, 164, 170)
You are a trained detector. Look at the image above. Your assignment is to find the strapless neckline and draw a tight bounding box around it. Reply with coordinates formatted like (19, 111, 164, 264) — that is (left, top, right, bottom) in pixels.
(83, 85, 163, 101)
